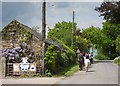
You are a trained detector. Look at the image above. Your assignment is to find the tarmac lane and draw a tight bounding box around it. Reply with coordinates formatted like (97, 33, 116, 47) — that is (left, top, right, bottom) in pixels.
(55, 61, 118, 85)
(0, 61, 119, 86)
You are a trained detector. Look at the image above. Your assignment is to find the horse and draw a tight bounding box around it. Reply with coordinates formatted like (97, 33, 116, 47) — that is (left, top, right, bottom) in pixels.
(84, 54, 90, 72)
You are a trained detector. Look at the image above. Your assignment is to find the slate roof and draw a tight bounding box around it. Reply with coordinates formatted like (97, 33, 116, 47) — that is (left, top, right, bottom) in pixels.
(2, 19, 65, 51)
(20, 22, 42, 40)
(2, 19, 42, 40)
(45, 39, 65, 51)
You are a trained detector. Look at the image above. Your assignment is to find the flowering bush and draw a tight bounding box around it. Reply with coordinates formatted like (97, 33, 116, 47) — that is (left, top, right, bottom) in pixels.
(2, 42, 35, 63)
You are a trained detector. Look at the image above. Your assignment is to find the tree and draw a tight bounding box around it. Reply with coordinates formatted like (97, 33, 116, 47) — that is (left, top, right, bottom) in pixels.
(74, 36, 89, 52)
(48, 21, 76, 47)
(82, 26, 105, 47)
(48, 21, 89, 52)
(101, 22, 120, 59)
(95, 1, 120, 24)
(94, 1, 120, 59)
(82, 23, 120, 59)
(102, 22, 120, 40)
(82, 26, 113, 59)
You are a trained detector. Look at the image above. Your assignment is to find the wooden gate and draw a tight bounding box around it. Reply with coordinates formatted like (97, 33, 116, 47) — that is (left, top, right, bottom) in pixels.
(6, 63, 14, 76)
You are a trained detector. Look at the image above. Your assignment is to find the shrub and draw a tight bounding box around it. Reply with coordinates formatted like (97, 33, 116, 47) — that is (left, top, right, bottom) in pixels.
(45, 38, 76, 75)
(53, 37, 76, 64)
(44, 45, 57, 73)
(94, 54, 109, 60)
(59, 53, 69, 67)
(114, 56, 120, 66)
(45, 69, 52, 77)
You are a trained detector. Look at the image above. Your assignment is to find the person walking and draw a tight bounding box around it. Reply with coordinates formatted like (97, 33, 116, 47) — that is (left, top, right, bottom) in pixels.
(82, 52, 86, 70)
(76, 48, 80, 56)
(78, 52, 84, 71)
(90, 52, 94, 64)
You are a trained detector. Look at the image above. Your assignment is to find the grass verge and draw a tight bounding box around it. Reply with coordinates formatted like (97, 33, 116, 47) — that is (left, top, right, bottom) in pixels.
(53, 64, 79, 77)
(114, 61, 120, 66)
(114, 56, 120, 66)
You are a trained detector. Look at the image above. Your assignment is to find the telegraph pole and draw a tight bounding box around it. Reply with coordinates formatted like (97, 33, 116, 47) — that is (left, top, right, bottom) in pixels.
(72, 11, 75, 47)
(42, 0, 46, 40)
(72, 11, 75, 34)
(42, 0, 46, 76)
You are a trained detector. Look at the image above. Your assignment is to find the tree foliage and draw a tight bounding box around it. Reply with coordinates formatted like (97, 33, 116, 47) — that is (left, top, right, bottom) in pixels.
(82, 26, 105, 47)
(44, 38, 76, 74)
(95, 1, 120, 24)
(48, 21, 89, 52)
(48, 21, 76, 47)
(102, 22, 120, 40)
(74, 36, 89, 52)
(82, 24, 120, 60)
(116, 35, 120, 54)
(45, 45, 57, 73)
(91, 1, 120, 59)
(45, 21, 89, 74)
(101, 22, 120, 59)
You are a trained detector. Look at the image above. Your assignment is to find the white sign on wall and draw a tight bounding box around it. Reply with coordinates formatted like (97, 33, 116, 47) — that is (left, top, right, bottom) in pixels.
(13, 57, 36, 73)
(13, 63, 20, 72)
(29, 64, 36, 72)
(19, 63, 30, 72)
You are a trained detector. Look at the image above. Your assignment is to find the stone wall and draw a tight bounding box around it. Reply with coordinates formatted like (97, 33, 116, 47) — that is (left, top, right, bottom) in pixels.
(0, 59, 2, 78)
(0, 57, 6, 78)
(0, 31, 2, 78)
(0, 31, 6, 78)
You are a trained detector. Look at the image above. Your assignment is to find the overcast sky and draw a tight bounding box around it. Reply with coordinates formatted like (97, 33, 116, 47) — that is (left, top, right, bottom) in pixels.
(1, 1, 104, 32)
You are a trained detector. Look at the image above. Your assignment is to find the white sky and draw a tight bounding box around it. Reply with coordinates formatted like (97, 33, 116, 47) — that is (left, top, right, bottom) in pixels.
(1, 0, 106, 33)
(1, 0, 104, 2)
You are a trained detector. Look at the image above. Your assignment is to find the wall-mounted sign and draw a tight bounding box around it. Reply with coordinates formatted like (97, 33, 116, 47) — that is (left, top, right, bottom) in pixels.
(13, 63, 20, 72)
(13, 63, 36, 73)
(20, 63, 30, 72)
(13, 57, 36, 73)
(29, 63, 36, 72)
(19, 57, 30, 72)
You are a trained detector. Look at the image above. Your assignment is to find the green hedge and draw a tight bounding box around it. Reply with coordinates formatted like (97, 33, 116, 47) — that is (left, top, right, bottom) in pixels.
(94, 54, 109, 60)
(53, 38, 76, 56)
(44, 45, 57, 74)
(45, 38, 76, 75)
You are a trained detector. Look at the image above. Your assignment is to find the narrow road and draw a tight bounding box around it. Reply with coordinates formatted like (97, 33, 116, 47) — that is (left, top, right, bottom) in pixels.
(56, 61, 118, 84)
(0, 61, 119, 86)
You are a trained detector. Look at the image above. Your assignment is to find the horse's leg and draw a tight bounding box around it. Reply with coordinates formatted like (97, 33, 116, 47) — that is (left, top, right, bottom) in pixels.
(85, 62, 89, 72)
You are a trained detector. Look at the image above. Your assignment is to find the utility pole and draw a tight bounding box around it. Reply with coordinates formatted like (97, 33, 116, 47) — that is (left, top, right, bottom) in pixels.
(42, 0, 46, 40)
(41, 0, 46, 76)
(72, 11, 75, 34)
(72, 11, 75, 47)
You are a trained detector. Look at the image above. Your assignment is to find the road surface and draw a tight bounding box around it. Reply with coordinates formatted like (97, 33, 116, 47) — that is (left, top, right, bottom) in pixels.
(56, 61, 118, 84)
(0, 61, 119, 86)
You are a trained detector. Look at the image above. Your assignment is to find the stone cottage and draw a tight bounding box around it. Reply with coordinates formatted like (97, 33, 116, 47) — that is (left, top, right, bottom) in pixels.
(1, 19, 65, 76)
(1, 19, 43, 76)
